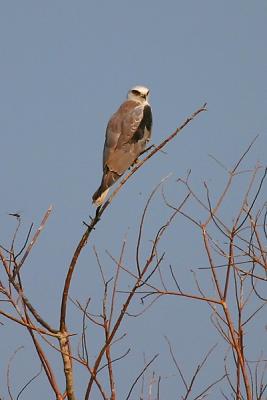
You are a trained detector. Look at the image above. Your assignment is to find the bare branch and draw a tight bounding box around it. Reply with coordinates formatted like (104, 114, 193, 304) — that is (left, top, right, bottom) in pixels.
(165, 336, 188, 391)
(60, 104, 206, 334)
(13, 205, 53, 278)
(7, 346, 24, 400)
(125, 354, 159, 400)
(16, 365, 43, 400)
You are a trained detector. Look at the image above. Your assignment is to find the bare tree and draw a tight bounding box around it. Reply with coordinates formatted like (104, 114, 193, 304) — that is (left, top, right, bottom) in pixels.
(1, 104, 266, 399)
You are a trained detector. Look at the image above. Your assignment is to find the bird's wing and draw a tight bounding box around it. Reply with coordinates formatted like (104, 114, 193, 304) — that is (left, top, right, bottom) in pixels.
(103, 100, 152, 175)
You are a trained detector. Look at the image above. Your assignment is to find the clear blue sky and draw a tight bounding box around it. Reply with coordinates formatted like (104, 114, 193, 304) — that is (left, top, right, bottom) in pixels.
(0, 1, 266, 398)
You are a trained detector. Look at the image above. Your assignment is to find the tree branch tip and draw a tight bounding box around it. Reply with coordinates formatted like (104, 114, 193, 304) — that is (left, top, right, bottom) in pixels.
(106, 277, 114, 286)
(68, 332, 78, 338)
(8, 212, 21, 219)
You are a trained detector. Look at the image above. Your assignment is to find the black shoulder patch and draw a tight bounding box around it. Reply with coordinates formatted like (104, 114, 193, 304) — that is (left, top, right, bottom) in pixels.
(143, 105, 152, 131)
(131, 105, 152, 142)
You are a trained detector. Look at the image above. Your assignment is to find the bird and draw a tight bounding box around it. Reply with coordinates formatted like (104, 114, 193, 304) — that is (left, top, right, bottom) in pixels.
(92, 85, 152, 206)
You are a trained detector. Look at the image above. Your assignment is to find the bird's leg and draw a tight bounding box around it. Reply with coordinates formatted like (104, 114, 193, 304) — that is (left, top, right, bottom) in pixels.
(128, 144, 155, 169)
(128, 157, 141, 170)
(132, 157, 140, 165)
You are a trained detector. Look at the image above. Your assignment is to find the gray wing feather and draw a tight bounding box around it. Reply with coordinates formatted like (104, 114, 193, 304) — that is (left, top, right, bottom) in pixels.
(103, 100, 152, 174)
(103, 102, 146, 174)
(93, 100, 152, 204)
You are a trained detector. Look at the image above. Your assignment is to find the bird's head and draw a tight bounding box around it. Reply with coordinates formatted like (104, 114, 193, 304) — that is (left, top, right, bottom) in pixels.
(127, 85, 150, 103)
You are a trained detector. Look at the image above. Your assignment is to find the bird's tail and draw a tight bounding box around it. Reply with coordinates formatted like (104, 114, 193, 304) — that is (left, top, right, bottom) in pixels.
(92, 170, 120, 206)
(92, 187, 110, 206)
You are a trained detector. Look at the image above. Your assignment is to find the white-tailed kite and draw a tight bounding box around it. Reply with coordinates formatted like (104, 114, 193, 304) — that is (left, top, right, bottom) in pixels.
(92, 85, 152, 206)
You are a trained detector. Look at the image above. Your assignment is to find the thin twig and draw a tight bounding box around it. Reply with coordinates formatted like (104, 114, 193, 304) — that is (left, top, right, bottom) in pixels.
(165, 336, 188, 390)
(7, 346, 24, 400)
(125, 354, 159, 400)
(13, 206, 52, 278)
(16, 365, 43, 400)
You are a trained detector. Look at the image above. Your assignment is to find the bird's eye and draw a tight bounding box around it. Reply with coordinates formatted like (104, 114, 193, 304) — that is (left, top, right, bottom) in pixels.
(131, 89, 140, 96)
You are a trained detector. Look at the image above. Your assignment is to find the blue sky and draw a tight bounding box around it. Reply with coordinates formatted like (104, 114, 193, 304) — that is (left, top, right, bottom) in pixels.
(0, 1, 266, 399)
